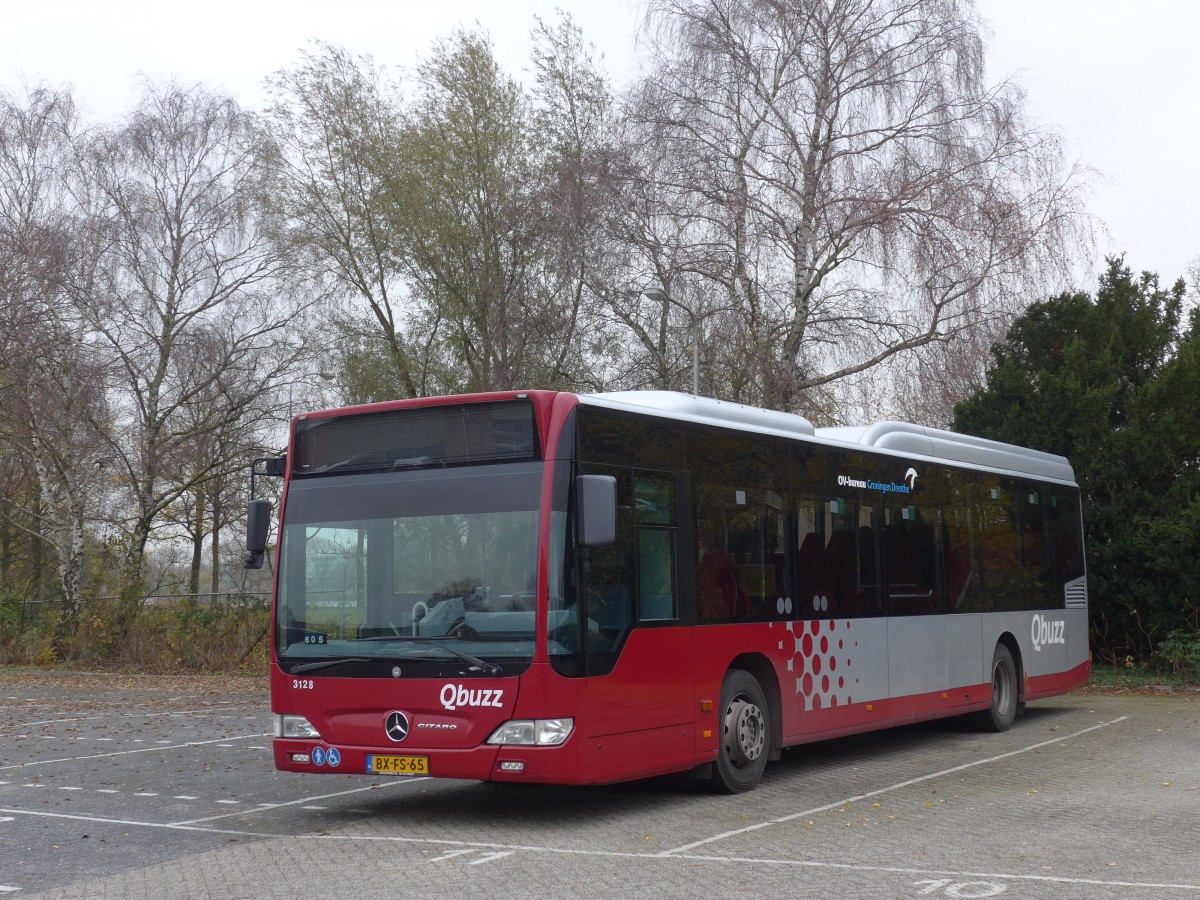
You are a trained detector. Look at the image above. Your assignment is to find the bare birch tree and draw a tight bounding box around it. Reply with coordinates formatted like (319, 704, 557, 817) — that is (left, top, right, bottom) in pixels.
(77, 83, 303, 645)
(619, 0, 1091, 412)
(0, 84, 109, 655)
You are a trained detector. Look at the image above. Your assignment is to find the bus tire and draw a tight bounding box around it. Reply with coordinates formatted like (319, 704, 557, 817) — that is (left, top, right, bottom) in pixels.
(969, 643, 1018, 733)
(710, 669, 770, 793)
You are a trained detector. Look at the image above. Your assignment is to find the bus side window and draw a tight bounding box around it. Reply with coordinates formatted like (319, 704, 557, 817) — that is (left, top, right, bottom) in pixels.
(943, 471, 984, 612)
(637, 528, 677, 620)
(795, 515, 825, 612)
(634, 472, 678, 622)
(1020, 481, 1054, 608)
(978, 477, 1021, 610)
(883, 502, 938, 615)
(1047, 489, 1085, 608)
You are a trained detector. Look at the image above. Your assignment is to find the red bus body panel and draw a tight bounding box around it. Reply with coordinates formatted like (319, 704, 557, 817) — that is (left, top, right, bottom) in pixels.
(269, 389, 1090, 786)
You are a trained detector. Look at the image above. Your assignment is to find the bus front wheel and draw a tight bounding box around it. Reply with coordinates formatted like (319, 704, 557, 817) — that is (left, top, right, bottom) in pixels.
(969, 643, 1018, 733)
(710, 669, 770, 793)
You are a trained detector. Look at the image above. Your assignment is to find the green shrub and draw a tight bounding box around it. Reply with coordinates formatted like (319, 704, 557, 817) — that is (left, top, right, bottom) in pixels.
(1155, 630, 1200, 682)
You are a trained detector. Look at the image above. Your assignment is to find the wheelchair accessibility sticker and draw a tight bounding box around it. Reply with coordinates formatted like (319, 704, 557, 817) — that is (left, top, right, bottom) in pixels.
(311, 746, 341, 768)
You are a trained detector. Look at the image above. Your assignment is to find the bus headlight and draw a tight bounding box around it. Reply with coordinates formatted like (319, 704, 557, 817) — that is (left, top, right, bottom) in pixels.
(274, 714, 321, 739)
(487, 718, 574, 746)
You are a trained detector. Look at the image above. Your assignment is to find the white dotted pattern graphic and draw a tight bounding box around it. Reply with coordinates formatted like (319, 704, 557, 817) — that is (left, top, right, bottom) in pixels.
(779, 612, 860, 711)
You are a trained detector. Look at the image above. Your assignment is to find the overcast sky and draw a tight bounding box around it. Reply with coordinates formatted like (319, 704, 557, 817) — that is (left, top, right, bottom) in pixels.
(4, 0, 1198, 291)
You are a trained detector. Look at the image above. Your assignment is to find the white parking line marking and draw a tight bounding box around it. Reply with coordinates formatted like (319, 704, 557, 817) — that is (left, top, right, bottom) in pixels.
(0, 805, 1196, 893)
(469, 851, 514, 865)
(214, 800, 240, 805)
(12, 707, 261, 730)
(173, 796, 198, 801)
(0, 884, 20, 892)
(57, 787, 82, 791)
(660, 716, 1130, 857)
(172, 781, 421, 826)
(134, 793, 157, 797)
(430, 849, 477, 862)
(0, 817, 13, 823)
(301, 806, 326, 811)
(96, 789, 119, 794)
(0, 733, 271, 772)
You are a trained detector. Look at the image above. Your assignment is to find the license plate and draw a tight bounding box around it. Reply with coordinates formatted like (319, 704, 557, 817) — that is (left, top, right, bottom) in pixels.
(367, 754, 429, 776)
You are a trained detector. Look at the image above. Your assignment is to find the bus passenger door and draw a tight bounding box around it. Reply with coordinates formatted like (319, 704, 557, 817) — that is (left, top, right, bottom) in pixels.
(581, 469, 695, 745)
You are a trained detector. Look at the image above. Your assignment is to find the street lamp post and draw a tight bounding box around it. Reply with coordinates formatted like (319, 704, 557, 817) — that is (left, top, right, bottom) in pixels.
(642, 287, 698, 396)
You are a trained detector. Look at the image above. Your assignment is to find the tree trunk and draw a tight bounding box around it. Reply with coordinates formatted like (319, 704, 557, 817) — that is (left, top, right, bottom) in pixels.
(50, 515, 85, 660)
(187, 490, 206, 601)
(210, 489, 222, 599)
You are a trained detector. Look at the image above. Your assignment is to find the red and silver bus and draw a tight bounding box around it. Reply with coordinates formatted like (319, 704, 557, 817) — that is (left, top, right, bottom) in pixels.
(246, 390, 1089, 792)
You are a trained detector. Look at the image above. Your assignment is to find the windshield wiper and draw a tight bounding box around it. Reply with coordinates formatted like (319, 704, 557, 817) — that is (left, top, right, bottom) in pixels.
(290, 656, 371, 674)
(350, 635, 503, 677)
(427, 639, 503, 677)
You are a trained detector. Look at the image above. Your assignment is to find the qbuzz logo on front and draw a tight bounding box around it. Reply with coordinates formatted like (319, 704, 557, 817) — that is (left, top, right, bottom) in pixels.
(440, 682, 504, 711)
(1031, 613, 1066, 652)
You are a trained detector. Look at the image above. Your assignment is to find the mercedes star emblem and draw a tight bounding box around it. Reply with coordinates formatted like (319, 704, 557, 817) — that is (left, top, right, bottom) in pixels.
(385, 711, 410, 743)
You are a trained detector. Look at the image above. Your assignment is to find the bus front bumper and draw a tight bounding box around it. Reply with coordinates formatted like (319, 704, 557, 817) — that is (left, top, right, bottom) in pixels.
(272, 737, 588, 784)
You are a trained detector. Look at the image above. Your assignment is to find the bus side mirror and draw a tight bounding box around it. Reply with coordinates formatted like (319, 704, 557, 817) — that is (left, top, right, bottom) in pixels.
(577, 474, 617, 547)
(244, 499, 273, 569)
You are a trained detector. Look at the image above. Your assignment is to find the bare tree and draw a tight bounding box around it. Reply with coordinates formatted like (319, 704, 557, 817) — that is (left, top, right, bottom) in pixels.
(160, 344, 272, 601)
(619, 0, 1092, 411)
(77, 83, 304, 645)
(0, 84, 110, 655)
(528, 14, 621, 390)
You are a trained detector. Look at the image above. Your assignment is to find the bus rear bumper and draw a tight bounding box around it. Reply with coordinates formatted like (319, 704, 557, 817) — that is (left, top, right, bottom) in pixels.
(1025, 658, 1090, 700)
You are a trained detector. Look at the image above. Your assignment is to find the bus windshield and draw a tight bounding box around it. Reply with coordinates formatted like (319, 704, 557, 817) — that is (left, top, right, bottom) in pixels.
(275, 463, 543, 674)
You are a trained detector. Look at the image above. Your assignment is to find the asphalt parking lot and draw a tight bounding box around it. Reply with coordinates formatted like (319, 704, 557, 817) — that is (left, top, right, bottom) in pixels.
(1, 671, 1197, 899)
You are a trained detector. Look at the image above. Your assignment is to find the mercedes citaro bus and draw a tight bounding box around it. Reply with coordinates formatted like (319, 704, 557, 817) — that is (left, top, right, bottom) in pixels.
(245, 390, 1088, 792)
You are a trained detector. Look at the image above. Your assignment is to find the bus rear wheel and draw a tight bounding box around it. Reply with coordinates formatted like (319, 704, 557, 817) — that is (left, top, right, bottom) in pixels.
(710, 669, 770, 793)
(969, 643, 1018, 733)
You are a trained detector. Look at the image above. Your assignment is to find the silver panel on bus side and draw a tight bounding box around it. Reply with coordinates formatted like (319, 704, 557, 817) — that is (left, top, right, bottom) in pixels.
(582, 391, 817, 440)
(947, 615, 985, 691)
(883, 615, 985, 701)
(886, 615, 947, 699)
(817, 422, 1076, 483)
(979, 610, 1087, 681)
(789, 618, 890, 719)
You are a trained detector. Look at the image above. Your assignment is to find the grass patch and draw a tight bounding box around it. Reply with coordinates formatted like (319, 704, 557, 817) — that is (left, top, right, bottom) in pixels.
(1085, 664, 1200, 693)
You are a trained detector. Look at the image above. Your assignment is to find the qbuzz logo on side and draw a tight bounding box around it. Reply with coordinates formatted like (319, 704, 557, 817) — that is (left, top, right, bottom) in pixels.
(440, 682, 504, 711)
(310, 746, 341, 768)
(1031, 614, 1066, 652)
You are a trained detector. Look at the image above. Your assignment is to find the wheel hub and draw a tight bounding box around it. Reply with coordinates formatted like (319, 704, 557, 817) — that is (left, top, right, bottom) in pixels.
(724, 697, 766, 766)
